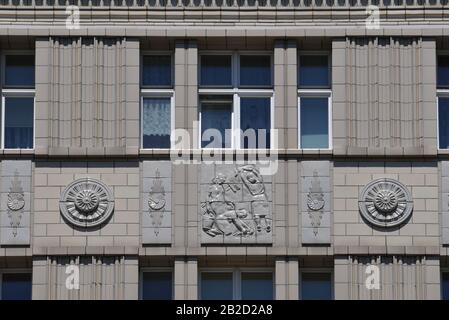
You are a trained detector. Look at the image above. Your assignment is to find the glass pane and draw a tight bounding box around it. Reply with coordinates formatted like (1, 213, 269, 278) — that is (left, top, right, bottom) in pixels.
(142, 98, 171, 148)
(200, 55, 232, 86)
(240, 97, 270, 149)
(299, 55, 329, 88)
(142, 272, 172, 300)
(4, 97, 34, 149)
(1, 273, 32, 300)
(142, 55, 172, 87)
(240, 55, 271, 87)
(241, 272, 273, 300)
(5, 55, 35, 87)
(438, 56, 449, 88)
(301, 273, 332, 300)
(300, 97, 329, 149)
(443, 273, 449, 300)
(201, 96, 232, 148)
(201, 272, 233, 300)
(439, 97, 449, 149)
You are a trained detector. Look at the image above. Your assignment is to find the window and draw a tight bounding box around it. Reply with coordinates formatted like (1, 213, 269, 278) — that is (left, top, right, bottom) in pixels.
(200, 270, 274, 300)
(1, 53, 35, 149)
(0, 272, 32, 300)
(199, 53, 273, 149)
(298, 52, 331, 149)
(140, 53, 174, 149)
(300, 272, 333, 300)
(141, 271, 173, 300)
(438, 55, 449, 89)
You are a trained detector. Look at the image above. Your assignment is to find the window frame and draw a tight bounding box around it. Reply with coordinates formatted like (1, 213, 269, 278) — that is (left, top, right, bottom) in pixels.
(198, 51, 274, 150)
(198, 268, 275, 300)
(297, 90, 332, 150)
(140, 52, 174, 89)
(0, 269, 33, 300)
(298, 51, 332, 89)
(139, 267, 174, 300)
(299, 268, 334, 300)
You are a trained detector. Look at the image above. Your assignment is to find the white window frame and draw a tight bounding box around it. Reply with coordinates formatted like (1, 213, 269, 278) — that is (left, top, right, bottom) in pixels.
(298, 90, 332, 150)
(299, 268, 334, 300)
(140, 51, 175, 150)
(0, 269, 32, 300)
(1, 51, 36, 150)
(139, 267, 174, 300)
(198, 51, 274, 150)
(199, 268, 275, 300)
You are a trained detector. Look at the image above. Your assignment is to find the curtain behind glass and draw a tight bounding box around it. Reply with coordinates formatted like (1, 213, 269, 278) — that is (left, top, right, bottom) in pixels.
(240, 97, 270, 149)
(142, 98, 171, 148)
(4, 97, 34, 149)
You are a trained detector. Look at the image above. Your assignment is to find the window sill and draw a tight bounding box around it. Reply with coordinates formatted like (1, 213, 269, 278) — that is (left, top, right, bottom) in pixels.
(1, 149, 34, 155)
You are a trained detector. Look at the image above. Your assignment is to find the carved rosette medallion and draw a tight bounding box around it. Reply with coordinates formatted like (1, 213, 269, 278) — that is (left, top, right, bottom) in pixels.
(148, 169, 166, 236)
(60, 178, 114, 228)
(306, 171, 325, 236)
(359, 178, 413, 228)
(7, 170, 25, 237)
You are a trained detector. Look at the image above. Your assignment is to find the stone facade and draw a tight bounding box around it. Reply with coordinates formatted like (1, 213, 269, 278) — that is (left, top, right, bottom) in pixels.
(0, 1, 448, 300)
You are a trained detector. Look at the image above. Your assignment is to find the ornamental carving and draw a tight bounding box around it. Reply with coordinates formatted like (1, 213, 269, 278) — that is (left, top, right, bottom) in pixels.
(359, 178, 413, 228)
(60, 178, 114, 228)
(306, 171, 325, 236)
(148, 169, 166, 236)
(201, 165, 271, 238)
(7, 170, 25, 237)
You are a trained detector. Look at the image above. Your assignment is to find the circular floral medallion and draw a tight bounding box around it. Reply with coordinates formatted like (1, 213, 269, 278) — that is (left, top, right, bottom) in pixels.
(60, 178, 114, 228)
(7, 193, 25, 211)
(307, 196, 325, 211)
(359, 178, 413, 228)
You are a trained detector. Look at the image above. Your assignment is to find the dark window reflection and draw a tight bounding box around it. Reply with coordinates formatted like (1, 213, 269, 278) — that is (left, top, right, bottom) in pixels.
(5, 55, 35, 87)
(142, 55, 172, 87)
(4, 97, 34, 149)
(240, 55, 272, 87)
(241, 272, 273, 300)
(301, 273, 332, 300)
(1, 273, 32, 300)
(201, 272, 233, 300)
(299, 55, 329, 88)
(439, 97, 449, 149)
(240, 97, 270, 149)
(442, 272, 449, 300)
(438, 56, 449, 88)
(200, 55, 232, 87)
(142, 272, 172, 300)
(201, 96, 232, 148)
(300, 97, 329, 149)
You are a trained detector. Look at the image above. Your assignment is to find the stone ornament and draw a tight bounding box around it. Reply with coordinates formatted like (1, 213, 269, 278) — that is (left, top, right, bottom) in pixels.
(60, 178, 114, 228)
(148, 169, 166, 236)
(7, 170, 25, 237)
(359, 178, 413, 228)
(307, 171, 325, 236)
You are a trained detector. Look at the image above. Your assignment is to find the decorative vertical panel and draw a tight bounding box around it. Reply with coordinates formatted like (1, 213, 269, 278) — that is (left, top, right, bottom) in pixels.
(300, 161, 331, 244)
(200, 164, 273, 244)
(142, 161, 172, 244)
(441, 161, 449, 244)
(0, 160, 32, 245)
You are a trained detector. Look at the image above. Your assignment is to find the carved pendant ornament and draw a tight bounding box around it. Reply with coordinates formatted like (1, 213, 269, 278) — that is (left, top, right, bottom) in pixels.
(60, 178, 114, 228)
(307, 171, 325, 236)
(7, 170, 25, 237)
(148, 169, 166, 236)
(359, 178, 413, 228)
(201, 165, 271, 238)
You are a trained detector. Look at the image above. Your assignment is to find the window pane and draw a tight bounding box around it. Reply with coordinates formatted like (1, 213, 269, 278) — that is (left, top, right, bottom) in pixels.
(438, 56, 449, 88)
(240, 97, 270, 149)
(443, 273, 449, 300)
(301, 273, 332, 300)
(201, 96, 232, 148)
(200, 55, 232, 86)
(4, 97, 34, 149)
(142, 98, 171, 148)
(142, 55, 172, 87)
(299, 55, 329, 88)
(5, 55, 35, 87)
(300, 97, 329, 149)
(201, 272, 233, 300)
(439, 97, 449, 149)
(142, 272, 172, 300)
(240, 55, 271, 87)
(1, 273, 32, 300)
(241, 272, 273, 300)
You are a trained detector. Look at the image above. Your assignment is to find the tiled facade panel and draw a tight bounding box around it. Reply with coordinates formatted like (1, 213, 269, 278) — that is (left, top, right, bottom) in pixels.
(333, 161, 439, 247)
(332, 37, 437, 156)
(334, 255, 440, 300)
(35, 37, 140, 156)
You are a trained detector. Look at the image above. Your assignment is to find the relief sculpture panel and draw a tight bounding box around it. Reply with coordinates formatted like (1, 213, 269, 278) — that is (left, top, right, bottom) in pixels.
(200, 164, 272, 244)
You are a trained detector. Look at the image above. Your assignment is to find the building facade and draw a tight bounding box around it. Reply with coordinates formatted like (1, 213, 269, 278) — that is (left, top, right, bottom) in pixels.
(0, 0, 448, 300)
